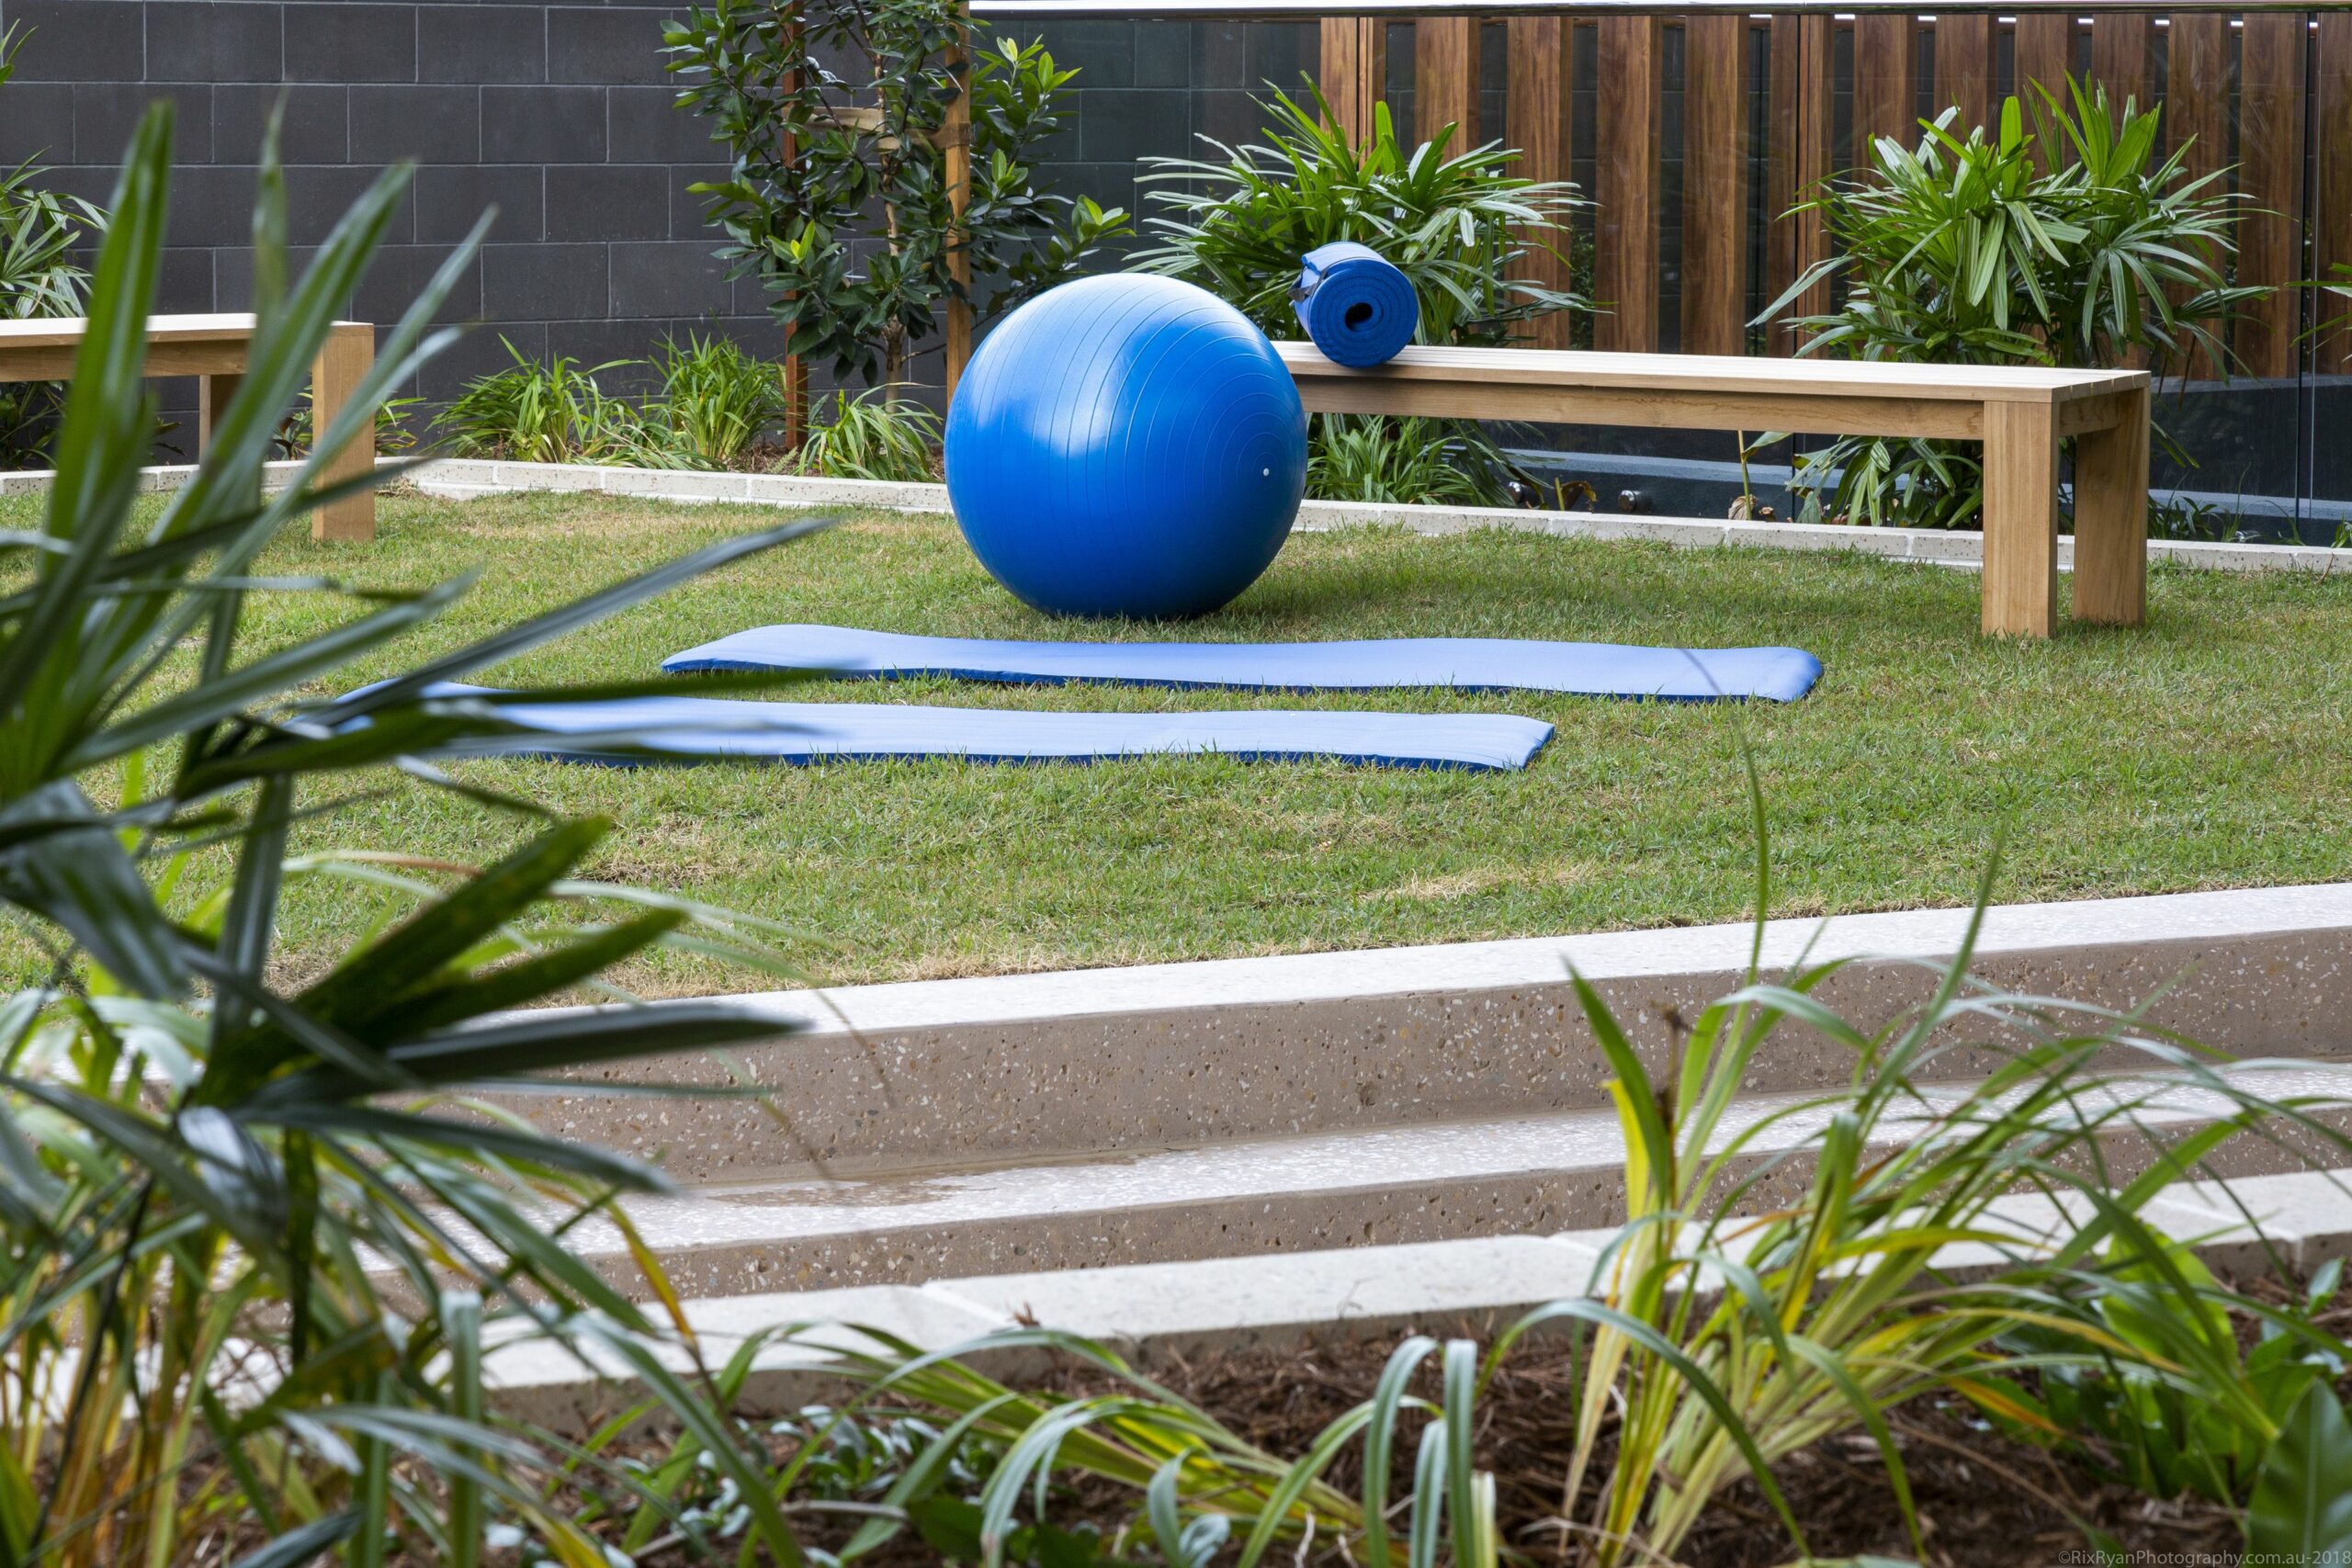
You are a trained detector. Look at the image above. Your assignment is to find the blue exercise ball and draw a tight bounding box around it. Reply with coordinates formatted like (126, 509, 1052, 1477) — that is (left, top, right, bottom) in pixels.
(945, 274, 1307, 619)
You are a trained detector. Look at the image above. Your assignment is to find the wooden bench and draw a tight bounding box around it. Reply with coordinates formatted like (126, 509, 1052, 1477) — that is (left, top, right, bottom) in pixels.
(0, 312, 378, 542)
(1277, 342, 2151, 639)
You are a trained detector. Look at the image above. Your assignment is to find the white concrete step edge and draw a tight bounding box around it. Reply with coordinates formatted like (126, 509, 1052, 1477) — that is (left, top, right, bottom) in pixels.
(485, 1165, 2352, 1430)
(593, 882, 2352, 1045)
(3, 457, 2345, 579)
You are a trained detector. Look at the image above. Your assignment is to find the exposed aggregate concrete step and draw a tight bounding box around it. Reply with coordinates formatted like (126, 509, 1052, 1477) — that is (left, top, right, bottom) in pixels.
(509, 885, 2352, 1182)
(484, 1166, 2352, 1433)
(500, 1060, 2352, 1300)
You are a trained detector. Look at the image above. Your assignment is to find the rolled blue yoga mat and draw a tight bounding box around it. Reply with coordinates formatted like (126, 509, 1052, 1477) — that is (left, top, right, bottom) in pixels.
(664, 626, 1825, 705)
(396, 684, 1555, 773)
(1292, 241, 1419, 367)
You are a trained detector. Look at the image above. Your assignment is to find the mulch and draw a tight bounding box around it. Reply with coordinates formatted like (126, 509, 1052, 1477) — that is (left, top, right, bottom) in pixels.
(992, 1324, 2245, 1568)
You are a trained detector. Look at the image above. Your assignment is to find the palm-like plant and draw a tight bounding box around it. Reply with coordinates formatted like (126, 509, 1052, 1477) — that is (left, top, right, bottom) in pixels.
(0, 27, 100, 323)
(2, 106, 837, 1567)
(1135, 86, 1584, 347)
(1758, 80, 2263, 528)
(790, 387, 944, 482)
(1136, 86, 1586, 509)
(0, 25, 109, 462)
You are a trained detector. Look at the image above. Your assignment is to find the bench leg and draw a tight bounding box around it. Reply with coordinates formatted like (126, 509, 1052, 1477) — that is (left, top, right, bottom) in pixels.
(1981, 400, 2059, 638)
(2071, 384, 2150, 626)
(311, 322, 376, 543)
(198, 372, 241, 457)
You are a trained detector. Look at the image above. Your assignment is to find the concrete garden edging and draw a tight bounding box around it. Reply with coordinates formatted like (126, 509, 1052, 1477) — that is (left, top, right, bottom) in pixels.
(6, 457, 2347, 578)
(400, 457, 2352, 577)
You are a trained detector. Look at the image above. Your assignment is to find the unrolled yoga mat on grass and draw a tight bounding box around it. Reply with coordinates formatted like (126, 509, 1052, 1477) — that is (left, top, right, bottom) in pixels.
(664, 626, 1825, 704)
(407, 685, 1555, 772)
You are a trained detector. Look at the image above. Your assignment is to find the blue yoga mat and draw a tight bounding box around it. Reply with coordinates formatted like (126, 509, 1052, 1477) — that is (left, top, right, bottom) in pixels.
(401, 684, 1555, 773)
(664, 626, 1824, 704)
(1291, 241, 1419, 367)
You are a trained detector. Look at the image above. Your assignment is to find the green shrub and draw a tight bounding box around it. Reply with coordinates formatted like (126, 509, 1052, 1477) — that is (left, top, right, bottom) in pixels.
(1136, 87, 1586, 507)
(435, 337, 651, 463)
(1758, 80, 2259, 528)
(1996, 1253, 2346, 1504)
(2, 105, 828, 1567)
(0, 25, 108, 463)
(272, 389, 427, 458)
(438, 333, 804, 469)
(791, 386, 943, 482)
(665, 0, 1126, 389)
(1306, 413, 1498, 507)
(642, 330, 790, 468)
(1136, 86, 1584, 345)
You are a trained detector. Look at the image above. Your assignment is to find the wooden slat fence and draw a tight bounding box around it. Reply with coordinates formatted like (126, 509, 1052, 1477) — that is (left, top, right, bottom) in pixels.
(1321, 9, 2345, 379)
(933, 9, 2351, 397)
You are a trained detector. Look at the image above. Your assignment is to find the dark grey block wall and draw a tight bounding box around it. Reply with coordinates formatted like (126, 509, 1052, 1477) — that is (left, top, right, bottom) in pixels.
(1029, 17, 1317, 223)
(0, 0, 1319, 441)
(0, 0, 770, 442)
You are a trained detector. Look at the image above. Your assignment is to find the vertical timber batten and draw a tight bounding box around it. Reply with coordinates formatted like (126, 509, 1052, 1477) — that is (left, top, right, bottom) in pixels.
(1680, 14, 1747, 357)
(2238, 12, 2309, 381)
(1415, 17, 1478, 153)
(2317, 14, 2352, 374)
(1592, 13, 1661, 353)
(1505, 16, 1574, 348)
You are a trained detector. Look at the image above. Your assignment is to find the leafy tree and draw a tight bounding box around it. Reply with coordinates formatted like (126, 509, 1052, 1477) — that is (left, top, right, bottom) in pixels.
(664, 0, 1127, 389)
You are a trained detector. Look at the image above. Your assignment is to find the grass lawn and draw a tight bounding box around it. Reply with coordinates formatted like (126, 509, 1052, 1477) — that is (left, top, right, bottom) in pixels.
(13, 483, 2352, 996)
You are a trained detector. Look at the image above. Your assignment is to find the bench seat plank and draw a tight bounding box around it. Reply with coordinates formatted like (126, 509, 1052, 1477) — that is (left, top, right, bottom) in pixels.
(0, 312, 262, 351)
(1277, 341, 2143, 407)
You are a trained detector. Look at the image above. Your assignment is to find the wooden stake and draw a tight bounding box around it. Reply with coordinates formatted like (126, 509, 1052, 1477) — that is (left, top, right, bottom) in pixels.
(944, 6, 973, 406)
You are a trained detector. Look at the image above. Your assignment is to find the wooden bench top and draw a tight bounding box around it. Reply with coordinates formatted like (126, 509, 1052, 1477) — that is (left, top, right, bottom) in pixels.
(1274, 342, 2147, 407)
(0, 312, 264, 351)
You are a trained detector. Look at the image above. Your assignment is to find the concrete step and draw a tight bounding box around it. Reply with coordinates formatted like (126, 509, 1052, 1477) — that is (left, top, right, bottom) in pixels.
(486, 1165, 2352, 1433)
(507, 884, 2352, 1184)
(521, 1059, 2352, 1300)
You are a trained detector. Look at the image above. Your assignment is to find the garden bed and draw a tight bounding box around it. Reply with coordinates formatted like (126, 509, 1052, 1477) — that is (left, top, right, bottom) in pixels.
(17, 483, 2352, 995)
(997, 1333, 2246, 1568)
(306, 1325, 2250, 1568)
